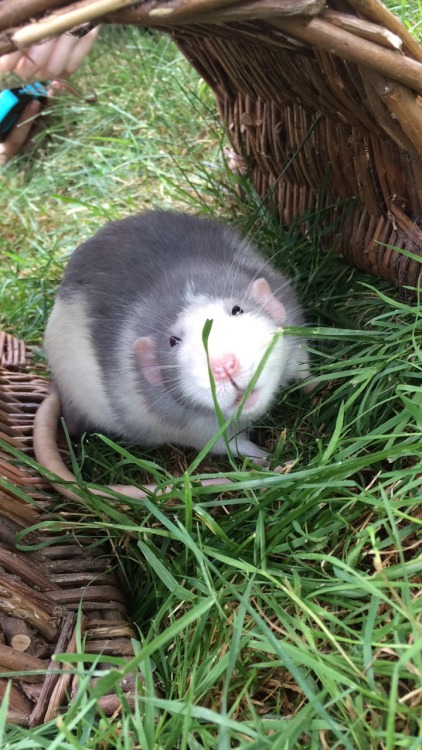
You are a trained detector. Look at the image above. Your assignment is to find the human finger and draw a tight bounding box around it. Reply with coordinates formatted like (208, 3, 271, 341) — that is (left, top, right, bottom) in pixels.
(39, 33, 80, 79)
(65, 27, 100, 75)
(14, 38, 56, 80)
(22, 38, 58, 75)
(0, 50, 23, 73)
(0, 99, 41, 164)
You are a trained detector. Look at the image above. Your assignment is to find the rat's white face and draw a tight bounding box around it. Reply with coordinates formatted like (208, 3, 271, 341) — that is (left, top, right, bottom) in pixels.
(172, 298, 286, 419)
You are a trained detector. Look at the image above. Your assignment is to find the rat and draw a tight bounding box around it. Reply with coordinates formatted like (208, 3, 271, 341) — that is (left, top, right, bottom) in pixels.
(33, 210, 311, 500)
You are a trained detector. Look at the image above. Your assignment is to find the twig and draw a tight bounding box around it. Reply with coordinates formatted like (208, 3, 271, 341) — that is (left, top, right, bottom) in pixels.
(270, 16, 422, 97)
(389, 200, 422, 247)
(108, 0, 325, 25)
(322, 9, 402, 51)
(12, 0, 137, 47)
(0, 579, 59, 641)
(0, 1, 70, 33)
(0, 613, 33, 652)
(374, 76, 422, 155)
(0, 548, 61, 592)
(345, 0, 422, 64)
(97, 692, 136, 713)
(0, 678, 32, 720)
(84, 637, 134, 655)
(8, 0, 326, 49)
(9, 0, 244, 48)
(29, 612, 78, 727)
(361, 71, 415, 153)
(0, 642, 47, 681)
(48, 585, 126, 605)
(43, 617, 81, 723)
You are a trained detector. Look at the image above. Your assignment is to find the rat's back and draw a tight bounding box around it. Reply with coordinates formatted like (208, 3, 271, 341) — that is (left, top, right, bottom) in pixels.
(44, 211, 250, 438)
(58, 211, 251, 305)
(43, 210, 308, 448)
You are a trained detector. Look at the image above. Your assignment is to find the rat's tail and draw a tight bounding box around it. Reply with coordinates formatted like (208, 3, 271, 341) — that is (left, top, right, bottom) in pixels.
(33, 391, 228, 501)
(33, 389, 75, 487)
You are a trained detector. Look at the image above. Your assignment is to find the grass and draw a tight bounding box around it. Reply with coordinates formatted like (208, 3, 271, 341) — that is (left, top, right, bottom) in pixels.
(1, 13, 422, 750)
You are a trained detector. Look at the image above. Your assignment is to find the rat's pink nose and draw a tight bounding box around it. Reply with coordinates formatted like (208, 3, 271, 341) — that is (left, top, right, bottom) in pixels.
(210, 354, 239, 381)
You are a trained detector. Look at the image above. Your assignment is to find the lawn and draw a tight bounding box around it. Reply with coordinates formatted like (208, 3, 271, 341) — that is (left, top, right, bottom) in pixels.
(0, 8, 421, 750)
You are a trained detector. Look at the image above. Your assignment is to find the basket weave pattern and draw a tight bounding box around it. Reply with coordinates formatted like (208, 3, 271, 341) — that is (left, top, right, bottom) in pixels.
(0, 332, 136, 726)
(173, 25, 422, 286)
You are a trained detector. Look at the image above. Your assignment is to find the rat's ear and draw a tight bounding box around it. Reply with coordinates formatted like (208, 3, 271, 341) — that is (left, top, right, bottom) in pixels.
(250, 278, 285, 324)
(133, 336, 163, 385)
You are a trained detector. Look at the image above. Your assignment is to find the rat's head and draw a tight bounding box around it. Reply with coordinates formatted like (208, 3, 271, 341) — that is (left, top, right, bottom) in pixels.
(133, 275, 289, 421)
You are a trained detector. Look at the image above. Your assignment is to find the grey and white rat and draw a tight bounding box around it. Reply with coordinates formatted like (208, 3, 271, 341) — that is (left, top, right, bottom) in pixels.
(34, 210, 310, 498)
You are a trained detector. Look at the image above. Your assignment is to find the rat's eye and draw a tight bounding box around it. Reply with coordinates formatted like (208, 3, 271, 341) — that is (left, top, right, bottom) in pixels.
(170, 335, 181, 348)
(231, 305, 244, 316)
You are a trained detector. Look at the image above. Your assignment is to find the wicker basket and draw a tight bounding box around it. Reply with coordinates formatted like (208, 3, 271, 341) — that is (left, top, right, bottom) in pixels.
(1, 1, 422, 288)
(0, 331, 137, 726)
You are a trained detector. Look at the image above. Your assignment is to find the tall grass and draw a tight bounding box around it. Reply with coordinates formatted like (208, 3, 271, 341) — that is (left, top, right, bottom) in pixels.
(1, 17, 421, 750)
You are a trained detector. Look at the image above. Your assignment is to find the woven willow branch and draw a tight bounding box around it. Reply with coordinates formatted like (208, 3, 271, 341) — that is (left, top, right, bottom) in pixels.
(12, 0, 136, 46)
(321, 9, 402, 52)
(346, 0, 422, 64)
(107, 0, 324, 24)
(0, 0, 67, 30)
(270, 16, 422, 97)
(368, 73, 422, 154)
(0, 1, 70, 33)
(11, 0, 269, 47)
(0, 0, 324, 54)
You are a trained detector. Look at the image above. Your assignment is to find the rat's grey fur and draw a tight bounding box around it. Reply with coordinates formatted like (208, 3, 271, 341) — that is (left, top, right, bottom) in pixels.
(45, 211, 309, 454)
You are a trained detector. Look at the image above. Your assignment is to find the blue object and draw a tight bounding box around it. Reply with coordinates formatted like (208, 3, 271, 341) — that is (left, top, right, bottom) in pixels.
(0, 89, 19, 121)
(19, 82, 48, 97)
(0, 82, 48, 141)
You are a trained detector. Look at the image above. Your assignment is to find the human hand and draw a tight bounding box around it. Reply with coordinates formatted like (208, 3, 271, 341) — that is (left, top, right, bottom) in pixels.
(0, 27, 99, 163)
(0, 27, 99, 81)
